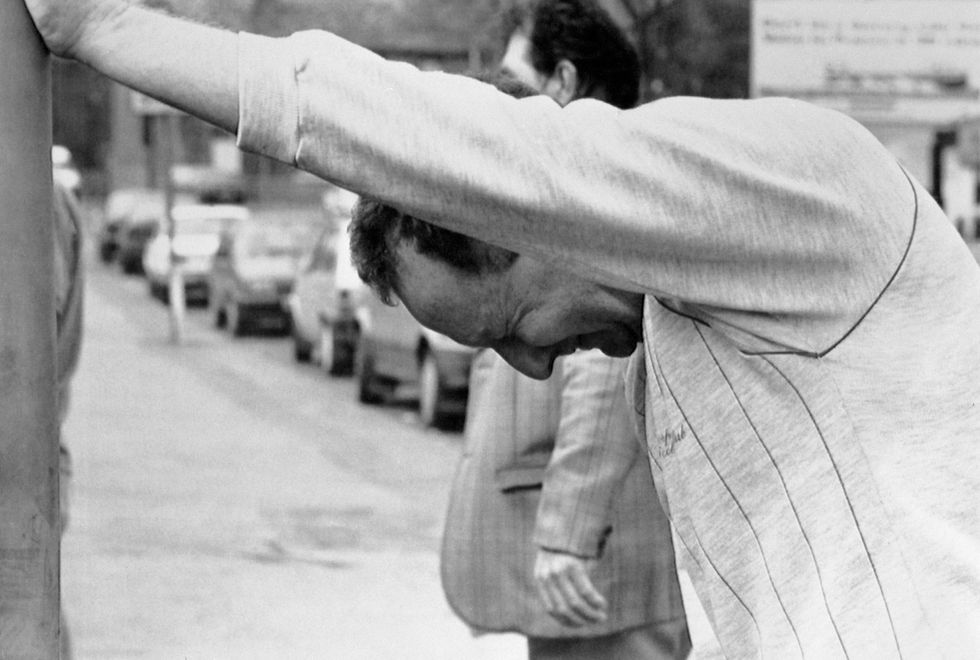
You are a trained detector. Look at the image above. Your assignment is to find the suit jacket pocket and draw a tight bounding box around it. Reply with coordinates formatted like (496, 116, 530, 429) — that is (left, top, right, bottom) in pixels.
(495, 463, 547, 493)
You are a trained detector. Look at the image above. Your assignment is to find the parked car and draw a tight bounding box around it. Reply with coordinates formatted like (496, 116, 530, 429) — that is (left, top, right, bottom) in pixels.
(287, 217, 366, 373)
(100, 188, 184, 264)
(116, 200, 166, 276)
(170, 163, 247, 205)
(142, 204, 249, 304)
(209, 220, 320, 336)
(99, 188, 149, 263)
(357, 292, 475, 428)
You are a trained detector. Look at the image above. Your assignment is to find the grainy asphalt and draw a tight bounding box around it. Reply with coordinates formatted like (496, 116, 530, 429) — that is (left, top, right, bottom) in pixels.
(61, 262, 524, 659)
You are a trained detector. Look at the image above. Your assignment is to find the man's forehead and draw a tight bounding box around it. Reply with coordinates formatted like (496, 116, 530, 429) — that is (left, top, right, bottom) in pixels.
(393, 244, 504, 347)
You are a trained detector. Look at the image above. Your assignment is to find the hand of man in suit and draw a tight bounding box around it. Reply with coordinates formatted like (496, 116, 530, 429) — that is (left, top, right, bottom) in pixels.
(533, 548, 609, 627)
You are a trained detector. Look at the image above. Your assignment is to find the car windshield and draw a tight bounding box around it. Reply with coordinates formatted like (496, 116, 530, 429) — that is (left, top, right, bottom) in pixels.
(177, 216, 237, 235)
(243, 228, 309, 259)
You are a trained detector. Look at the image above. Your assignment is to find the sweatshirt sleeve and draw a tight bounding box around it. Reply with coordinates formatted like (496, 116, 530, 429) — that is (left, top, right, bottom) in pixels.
(237, 30, 915, 354)
(237, 32, 302, 165)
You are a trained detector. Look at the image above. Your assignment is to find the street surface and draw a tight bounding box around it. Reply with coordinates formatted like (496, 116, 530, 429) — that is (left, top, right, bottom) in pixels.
(61, 254, 716, 659)
(61, 260, 525, 659)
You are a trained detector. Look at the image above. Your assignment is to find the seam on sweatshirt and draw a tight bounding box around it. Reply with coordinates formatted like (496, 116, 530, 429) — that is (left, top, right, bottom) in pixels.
(748, 165, 919, 360)
(291, 44, 304, 167)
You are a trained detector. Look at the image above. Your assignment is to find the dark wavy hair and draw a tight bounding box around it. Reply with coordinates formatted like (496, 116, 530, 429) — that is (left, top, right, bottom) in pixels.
(349, 199, 518, 305)
(501, 0, 640, 109)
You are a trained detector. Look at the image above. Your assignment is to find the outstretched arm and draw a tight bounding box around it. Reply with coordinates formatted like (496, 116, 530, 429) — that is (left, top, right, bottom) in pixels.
(27, 0, 911, 342)
(23, 0, 238, 132)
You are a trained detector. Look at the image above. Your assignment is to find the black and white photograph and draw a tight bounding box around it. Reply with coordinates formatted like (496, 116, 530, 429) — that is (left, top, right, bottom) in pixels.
(1, 0, 978, 657)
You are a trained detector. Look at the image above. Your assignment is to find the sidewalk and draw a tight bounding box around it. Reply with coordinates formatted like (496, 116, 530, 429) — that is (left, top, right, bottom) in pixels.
(60, 268, 524, 659)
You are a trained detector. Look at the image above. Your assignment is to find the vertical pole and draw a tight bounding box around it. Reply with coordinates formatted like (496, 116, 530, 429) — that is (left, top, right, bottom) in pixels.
(162, 116, 186, 344)
(0, 2, 61, 659)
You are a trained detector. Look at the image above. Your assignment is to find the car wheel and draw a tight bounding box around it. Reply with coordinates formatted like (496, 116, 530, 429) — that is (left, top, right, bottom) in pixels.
(319, 324, 335, 374)
(212, 296, 226, 329)
(148, 280, 163, 302)
(228, 302, 248, 337)
(332, 324, 357, 377)
(356, 344, 385, 404)
(293, 330, 313, 363)
(320, 323, 356, 377)
(418, 351, 449, 428)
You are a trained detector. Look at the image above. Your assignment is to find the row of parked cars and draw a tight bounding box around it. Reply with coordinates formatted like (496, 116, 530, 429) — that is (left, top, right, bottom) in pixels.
(98, 186, 473, 428)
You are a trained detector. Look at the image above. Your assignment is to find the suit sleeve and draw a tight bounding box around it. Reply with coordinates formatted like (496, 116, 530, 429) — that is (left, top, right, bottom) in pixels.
(532, 350, 640, 558)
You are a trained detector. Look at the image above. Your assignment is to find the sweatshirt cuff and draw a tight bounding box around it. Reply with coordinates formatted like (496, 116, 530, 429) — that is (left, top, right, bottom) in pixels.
(236, 32, 300, 165)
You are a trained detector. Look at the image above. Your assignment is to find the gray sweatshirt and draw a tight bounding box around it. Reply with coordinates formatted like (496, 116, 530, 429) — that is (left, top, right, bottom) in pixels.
(236, 30, 980, 658)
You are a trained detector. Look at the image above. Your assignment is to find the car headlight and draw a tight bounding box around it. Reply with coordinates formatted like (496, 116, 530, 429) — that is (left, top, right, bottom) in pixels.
(242, 278, 276, 294)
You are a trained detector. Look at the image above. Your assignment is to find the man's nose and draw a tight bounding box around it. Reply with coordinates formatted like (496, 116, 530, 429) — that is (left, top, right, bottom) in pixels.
(494, 344, 554, 380)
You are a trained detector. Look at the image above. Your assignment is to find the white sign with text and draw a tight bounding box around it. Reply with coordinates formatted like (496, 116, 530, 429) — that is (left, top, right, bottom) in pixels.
(751, 0, 980, 124)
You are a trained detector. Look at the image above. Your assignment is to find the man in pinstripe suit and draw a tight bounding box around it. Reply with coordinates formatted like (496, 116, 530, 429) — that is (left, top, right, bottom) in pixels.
(442, 349, 691, 659)
(442, 3, 689, 658)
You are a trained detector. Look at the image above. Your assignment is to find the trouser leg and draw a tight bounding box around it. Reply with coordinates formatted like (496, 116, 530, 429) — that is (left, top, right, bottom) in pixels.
(528, 620, 691, 660)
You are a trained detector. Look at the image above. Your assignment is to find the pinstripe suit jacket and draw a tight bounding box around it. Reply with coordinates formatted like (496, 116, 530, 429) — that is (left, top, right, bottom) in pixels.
(440, 348, 687, 638)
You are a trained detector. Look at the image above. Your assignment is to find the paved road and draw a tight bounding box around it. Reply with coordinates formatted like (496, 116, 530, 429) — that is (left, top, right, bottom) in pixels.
(61, 261, 525, 659)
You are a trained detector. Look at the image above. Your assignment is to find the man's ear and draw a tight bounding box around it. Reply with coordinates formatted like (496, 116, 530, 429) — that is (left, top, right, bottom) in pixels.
(546, 59, 580, 107)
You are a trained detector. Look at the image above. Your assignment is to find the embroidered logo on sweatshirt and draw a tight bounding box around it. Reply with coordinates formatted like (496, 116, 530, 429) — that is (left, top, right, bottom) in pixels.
(658, 425, 686, 458)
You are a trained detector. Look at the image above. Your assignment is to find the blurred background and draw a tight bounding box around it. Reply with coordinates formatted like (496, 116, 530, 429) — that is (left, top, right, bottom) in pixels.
(45, 0, 980, 658)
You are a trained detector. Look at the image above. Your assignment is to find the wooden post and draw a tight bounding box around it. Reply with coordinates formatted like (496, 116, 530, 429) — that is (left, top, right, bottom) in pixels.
(0, 2, 60, 658)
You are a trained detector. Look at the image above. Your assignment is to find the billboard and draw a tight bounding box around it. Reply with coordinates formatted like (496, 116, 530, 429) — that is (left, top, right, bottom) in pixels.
(751, 0, 980, 125)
